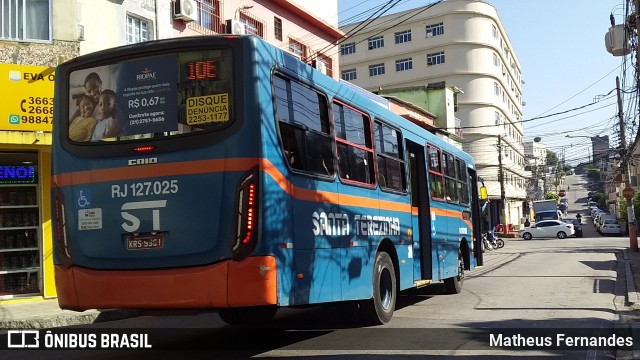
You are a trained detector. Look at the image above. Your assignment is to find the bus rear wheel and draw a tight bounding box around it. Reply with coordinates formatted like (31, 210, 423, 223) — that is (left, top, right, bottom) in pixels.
(217, 306, 277, 325)
(360, 251, 397, 325)
(444, 250, 464, 294)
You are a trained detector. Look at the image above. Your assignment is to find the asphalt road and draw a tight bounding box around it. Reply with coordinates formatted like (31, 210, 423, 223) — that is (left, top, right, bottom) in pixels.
(3, 231, 630, 359)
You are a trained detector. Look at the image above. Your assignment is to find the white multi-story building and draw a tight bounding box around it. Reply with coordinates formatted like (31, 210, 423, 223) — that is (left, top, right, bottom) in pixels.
(339, 0, 527, 229)
(524, 141, 548, 200)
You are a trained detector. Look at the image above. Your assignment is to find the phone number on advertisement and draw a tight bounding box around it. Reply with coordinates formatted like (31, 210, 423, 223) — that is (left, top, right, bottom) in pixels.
(21, 115, 52, 124)
(111, 180, 179, 198)
(20, 97, 54, 115)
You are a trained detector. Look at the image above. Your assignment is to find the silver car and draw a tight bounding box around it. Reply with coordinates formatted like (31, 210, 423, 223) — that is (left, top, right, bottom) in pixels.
(518, 220, 575, 240)
(600, 219, 622, 235)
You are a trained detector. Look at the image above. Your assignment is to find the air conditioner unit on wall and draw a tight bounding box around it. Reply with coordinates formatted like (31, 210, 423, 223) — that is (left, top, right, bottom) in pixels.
(226, 19, 246, 35)
(174, 0, 198, 22)
(313, 59, 327, 74)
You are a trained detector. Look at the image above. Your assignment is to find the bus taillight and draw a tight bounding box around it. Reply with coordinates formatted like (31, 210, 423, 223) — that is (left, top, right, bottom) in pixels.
(231, 168, 259, 261)
(53, 187, 72, 267)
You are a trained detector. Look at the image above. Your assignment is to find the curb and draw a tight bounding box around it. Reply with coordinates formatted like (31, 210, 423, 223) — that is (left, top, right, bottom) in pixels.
(0, 309, 141, 330)
(624, 249, 639, 304)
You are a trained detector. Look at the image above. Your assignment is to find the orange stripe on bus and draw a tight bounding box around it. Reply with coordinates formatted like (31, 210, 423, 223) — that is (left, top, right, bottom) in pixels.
(431, 207, 473, 230)
(53, 157, 410, 213)
(52, 158, 260, 186)
(259, 159, 411, 213)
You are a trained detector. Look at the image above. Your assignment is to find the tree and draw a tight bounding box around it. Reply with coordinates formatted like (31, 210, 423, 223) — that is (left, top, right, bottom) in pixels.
(619, 190, 640, 222)
(592, 192, 607, 209)
(587, 169, 600, 182)
(546, 151, 559, 167)
(545, 192, 559, 203)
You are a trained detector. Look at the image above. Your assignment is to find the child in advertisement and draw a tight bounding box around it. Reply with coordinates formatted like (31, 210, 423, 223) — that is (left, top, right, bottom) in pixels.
(91, 89, 120, 141)
(68, 95, 97, 142)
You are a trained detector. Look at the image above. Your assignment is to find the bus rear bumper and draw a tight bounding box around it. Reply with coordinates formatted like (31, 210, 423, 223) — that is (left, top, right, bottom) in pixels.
(54, 256, 277, 310)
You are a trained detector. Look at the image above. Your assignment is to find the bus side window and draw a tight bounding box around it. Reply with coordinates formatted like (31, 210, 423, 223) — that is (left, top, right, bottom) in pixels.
(280, 122, 304, 170)
(306, 132, 333, 175)
(274, 74, 333, 176)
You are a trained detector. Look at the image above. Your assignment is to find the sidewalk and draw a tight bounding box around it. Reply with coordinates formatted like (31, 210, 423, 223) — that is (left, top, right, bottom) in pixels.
(0, 299, 139, 329)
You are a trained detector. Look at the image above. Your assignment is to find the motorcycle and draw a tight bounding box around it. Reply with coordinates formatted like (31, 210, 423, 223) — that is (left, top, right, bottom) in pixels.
(483, 231, 504, 250)
(482, 233, 494, 252)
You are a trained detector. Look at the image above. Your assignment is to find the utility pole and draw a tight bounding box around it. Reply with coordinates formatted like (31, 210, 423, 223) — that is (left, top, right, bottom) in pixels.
(498, 135, 506, 227)
(617, 75, 637, 251)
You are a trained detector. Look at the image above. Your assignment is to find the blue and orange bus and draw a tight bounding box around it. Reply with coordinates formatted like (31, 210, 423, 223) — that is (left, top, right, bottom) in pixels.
(51, 35, 486, 325)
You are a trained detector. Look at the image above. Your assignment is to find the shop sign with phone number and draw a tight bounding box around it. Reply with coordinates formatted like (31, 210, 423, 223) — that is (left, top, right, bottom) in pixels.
(0, 63, 55, 131)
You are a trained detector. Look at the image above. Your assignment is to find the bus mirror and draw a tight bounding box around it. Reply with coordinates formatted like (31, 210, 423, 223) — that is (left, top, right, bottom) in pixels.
(480, 186, 488, 200)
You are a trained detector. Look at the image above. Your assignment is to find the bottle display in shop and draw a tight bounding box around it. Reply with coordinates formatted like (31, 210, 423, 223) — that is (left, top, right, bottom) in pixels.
(0, 184, 41, 297)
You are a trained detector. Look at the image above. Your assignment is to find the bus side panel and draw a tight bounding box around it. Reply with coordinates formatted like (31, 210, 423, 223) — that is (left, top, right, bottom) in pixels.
(259, 162, 295, 306)
(378, 190, 413, 291)
(431, 206, 455, 282)
(340, 246, 372, 300)
(440, 204, 472, 280)
(290, 177, 340, 305)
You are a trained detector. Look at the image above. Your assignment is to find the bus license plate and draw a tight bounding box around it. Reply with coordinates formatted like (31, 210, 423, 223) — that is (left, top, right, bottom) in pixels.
(126, 234, 164, 250)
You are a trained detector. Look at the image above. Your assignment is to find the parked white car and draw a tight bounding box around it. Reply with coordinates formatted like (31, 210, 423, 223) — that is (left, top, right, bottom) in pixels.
(596, 214, 616, 232)
(600, 219, 622, 235)
(518, 220, 575, 240)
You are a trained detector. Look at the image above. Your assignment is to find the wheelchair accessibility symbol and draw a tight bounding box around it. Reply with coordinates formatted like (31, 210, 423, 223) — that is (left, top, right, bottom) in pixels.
(76, 189, 91, 208)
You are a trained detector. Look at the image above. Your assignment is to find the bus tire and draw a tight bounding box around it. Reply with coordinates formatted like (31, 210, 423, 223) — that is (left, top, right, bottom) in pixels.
(361, 251, 396, 325)
(444, 250, 464, 294)
(217, 306, 277, 325)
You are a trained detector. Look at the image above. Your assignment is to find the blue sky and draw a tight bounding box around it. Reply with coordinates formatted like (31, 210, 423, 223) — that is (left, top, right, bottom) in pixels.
(336, 0, 632, 165)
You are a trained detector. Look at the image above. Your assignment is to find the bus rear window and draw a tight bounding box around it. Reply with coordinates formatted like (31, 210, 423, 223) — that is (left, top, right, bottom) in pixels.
(66, 49, 233, 143)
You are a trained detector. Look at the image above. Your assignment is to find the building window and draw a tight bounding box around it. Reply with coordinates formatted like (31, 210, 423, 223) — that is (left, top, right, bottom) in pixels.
(426, 22, 444, 37)
(288, 38, 307, 59)
(395, 58, 412, 72)
(426, 52, 445, 66)
(1, 0, 51, 41)
(492, 24, 498, 39)
(239, 12, 265, 38)
(274, 17, 282, 41)
(341, 69, 357, 81)
(369, 63, 385, 77)
(368, 36, 384, 50)
(195, 0, 222, 33)
(493, 53, 499, 67)
(341, 42, 356, 55)
(126, 15, 150, 44)
(394, 30, 411, 44)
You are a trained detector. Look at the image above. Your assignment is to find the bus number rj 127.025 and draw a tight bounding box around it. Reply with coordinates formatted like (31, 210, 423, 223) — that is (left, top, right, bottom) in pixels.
(111, 180, 179, 198)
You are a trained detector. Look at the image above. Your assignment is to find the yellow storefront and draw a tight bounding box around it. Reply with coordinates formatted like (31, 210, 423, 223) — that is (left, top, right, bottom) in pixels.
(0, 64, 56, 303)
